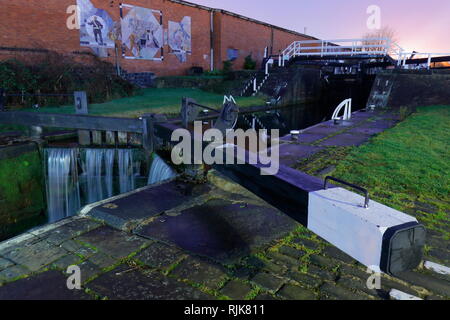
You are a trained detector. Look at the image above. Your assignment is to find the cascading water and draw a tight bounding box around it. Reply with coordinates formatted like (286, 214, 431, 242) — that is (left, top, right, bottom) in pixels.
(148, 154, 177, 185)
(80, 149, 115, 204)
(118, 149, 136, 193)
(45, 147, 143, 223)
(45, 148, 175, 224)
(45, 148, 81, 223)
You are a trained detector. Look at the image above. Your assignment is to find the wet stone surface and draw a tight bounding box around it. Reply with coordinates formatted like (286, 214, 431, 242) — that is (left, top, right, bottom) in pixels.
(277, 284, 316, 300)
(2, 240, 68, 272)
(278, 144, 323, 167)
(33, 218, 102, 244)
(281, 133, 326, 144)
(87, 182, 197, 230)
(220, 280, 253, 299)
(0, 265, 29, 282)
(319, 133, 373, 147)
(0, 270, 92, 300)
(134, 242, 185, 270)
(251, 272, 284, 292)
(170, 256, 228, 290)
(76, 226, 150, 259)
(136, 199, 296, 263)
(0, 258, 14, 270)
(86, 264, 212, 300)
(304, 124, 346, 136)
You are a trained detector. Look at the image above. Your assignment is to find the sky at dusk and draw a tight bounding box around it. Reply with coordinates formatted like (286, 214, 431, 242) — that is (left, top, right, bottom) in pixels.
(190, 0, 450, 53)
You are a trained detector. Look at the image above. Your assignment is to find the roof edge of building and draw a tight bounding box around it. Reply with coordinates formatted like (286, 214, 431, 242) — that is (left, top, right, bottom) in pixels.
(168, 0, 319, 41)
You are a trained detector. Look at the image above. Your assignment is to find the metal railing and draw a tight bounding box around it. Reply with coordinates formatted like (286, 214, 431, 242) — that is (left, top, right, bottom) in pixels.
(281, 38, 392, 65)
(281, 37, 450, 70)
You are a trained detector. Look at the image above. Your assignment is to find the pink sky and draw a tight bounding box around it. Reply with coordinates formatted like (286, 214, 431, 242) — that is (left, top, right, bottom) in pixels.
(191, 0, 450, 53)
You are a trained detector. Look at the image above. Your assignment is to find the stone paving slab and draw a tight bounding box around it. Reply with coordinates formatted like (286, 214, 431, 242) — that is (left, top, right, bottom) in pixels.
(86, 182, 201, 231)
(251, 272, 284, 292)
(319, 133, 373, 147)
(134, 242, 185, 271)
(277, 284, 316, 300)
(0, 265, 29, 283)
(2, 239, 68, 272)
(220, 280, 253, 299)
(0, 270, 93, 300)
(0, 233, 42, 257)
(281, 133, 326, 144)
(86, 264, 212, 300)
(349, 111, 375, 120)
(31, 218, 103, 245)
(0, 258, 14, 270)
(368, 119, 398, 130)
(136, 199, 296, 263)
(303, 123, 346, 136)
(76, 226, 151, 260)
(277, 144, 323, 167)
(345, 126, 386, 136)
(170, 256, 228, 290)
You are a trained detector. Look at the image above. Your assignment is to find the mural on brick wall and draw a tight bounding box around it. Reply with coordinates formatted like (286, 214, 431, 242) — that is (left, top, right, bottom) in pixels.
(168, 17, 192, 62)
(78, 0, 116, 56)
(120, 4, 164, 60)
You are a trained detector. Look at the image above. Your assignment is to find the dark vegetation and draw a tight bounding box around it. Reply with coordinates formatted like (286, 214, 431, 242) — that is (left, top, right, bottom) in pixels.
(0, 52, 135, 109)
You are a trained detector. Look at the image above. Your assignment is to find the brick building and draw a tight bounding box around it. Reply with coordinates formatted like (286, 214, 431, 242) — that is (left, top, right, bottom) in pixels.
(0, 0, 317, 76)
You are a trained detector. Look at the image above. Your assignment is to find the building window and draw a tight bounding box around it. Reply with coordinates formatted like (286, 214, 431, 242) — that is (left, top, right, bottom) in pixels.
(227, 48, 239, 61)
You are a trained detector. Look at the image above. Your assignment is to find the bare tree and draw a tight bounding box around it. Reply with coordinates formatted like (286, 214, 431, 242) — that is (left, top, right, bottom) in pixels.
(362, 26, 399, 54)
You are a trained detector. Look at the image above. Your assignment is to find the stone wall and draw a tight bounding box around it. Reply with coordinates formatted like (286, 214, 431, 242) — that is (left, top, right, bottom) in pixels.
(0, 143, 46, 241)
(367, 69, 450, 110)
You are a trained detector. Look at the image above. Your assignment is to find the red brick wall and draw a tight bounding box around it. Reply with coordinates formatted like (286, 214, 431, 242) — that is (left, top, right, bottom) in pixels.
(0, 0, 317, 76)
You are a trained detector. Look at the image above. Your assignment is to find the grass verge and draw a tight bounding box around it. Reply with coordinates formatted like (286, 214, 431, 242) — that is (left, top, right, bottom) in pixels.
(22, 88, 265, 118)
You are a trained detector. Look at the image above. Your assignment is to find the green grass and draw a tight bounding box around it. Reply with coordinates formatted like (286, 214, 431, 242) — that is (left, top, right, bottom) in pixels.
(22, 88, 265, 118)
(329, 105, 450, 237)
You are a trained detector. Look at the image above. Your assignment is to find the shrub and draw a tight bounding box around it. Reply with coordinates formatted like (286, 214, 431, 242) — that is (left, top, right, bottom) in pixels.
(222, 60, 234, 80)
(0, 51, 135, 108)
(243, 54, 257, 70)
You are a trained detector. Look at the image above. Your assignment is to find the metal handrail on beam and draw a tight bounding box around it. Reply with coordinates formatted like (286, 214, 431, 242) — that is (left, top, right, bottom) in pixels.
(0, 111, 144, 133)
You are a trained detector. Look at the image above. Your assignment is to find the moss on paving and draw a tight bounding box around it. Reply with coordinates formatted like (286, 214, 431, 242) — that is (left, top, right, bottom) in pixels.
(23, 88, 265, 118)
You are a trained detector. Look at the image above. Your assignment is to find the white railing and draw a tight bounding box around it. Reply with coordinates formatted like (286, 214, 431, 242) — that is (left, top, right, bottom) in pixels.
(281, 38, 391, 65)
(393, 50, 450, 69)
(332, 98, 352, 122)
(281, 38, 450, 70)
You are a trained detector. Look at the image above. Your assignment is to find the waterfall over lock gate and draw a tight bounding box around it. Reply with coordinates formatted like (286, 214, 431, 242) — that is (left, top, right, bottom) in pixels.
(80, 149, 116, 204)
(45, 148, 177, 224)
(45, 148, 81, 223)
(148, 154, 177, 185)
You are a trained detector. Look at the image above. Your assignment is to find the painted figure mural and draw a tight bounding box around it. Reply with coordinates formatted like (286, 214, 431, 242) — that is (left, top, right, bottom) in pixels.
(120, 4, 164, 60)
(168, 17, 192, 62)
(78, 0, 115, 50)
(76, 2, 191, 62)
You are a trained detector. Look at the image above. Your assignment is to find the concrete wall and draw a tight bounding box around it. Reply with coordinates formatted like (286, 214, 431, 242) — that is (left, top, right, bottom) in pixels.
(0, 0, 316, 76)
